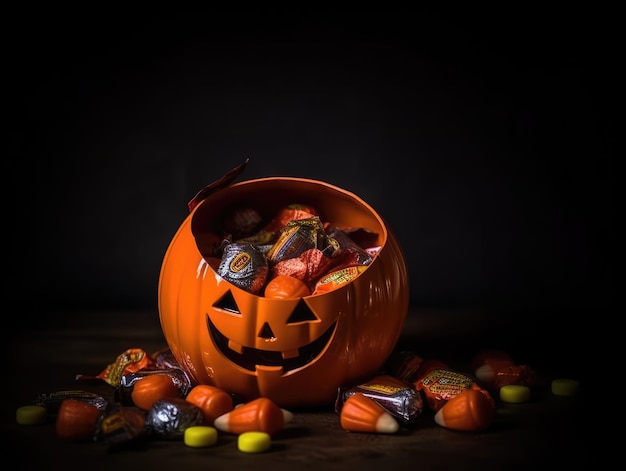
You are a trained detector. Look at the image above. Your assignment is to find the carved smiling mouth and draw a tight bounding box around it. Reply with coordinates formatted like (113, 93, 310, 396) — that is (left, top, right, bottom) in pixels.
(207, 315, 336, 373)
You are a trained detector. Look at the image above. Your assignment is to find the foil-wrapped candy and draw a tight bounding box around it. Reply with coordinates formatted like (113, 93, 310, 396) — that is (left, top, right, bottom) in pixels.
(145, 397, 203, 439)
(217, 243, 269, 294)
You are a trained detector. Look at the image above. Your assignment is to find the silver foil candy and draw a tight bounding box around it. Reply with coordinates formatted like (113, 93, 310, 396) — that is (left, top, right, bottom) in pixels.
(145, 397, 203, 439)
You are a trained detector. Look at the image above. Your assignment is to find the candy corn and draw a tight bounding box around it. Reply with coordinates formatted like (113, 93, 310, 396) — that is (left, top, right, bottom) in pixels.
(433, 388, 495, 431)
(213, 397, 293, 436)
(185, 385, 234, 425)
(131, 374, 180, 411)
(339, 393, 399, 434)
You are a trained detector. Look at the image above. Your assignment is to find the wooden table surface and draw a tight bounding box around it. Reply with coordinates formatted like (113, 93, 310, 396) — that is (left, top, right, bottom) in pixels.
(3, 308, 588, 470)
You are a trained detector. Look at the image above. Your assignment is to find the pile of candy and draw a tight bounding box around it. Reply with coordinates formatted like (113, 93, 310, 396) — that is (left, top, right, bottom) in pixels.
(204, 203, 379, 297)
(15, 345, 580, 453)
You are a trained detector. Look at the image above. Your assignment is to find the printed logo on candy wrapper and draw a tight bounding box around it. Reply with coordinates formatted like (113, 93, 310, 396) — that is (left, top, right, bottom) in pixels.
(422, 369, 475, 395)
(230, 253, 252, 273)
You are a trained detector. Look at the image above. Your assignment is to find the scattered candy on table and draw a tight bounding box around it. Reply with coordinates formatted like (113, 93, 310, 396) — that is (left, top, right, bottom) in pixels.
(15, 344, 581, 452)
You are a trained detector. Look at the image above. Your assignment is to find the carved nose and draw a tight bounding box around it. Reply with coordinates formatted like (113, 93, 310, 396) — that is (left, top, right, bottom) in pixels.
(258, 322, 276, 340)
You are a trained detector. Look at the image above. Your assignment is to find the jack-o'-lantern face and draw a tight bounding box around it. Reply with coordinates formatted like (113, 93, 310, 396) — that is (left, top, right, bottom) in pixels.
(207, 288, 336, 374)
(158, 176, 409, 408)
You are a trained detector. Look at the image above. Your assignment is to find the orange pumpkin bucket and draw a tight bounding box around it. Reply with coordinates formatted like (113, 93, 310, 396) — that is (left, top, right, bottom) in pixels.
(158, 160, 409, 408)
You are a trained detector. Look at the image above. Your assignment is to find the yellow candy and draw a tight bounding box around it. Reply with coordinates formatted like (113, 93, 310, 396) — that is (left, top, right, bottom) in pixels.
(16, 405, 48, 425)
(237, 431, 271, 453)
(184, 426, 218, 447)
(551, 378, 580, 396)
(499, 385, 531, 403)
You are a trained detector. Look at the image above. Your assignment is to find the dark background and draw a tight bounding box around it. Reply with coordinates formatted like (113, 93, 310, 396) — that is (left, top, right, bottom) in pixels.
(10, 9, 611, 346)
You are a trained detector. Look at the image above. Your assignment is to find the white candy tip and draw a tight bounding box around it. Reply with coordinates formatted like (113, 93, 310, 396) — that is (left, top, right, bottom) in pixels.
(282, 409, 294, 424)
(375, 413, 399, 433)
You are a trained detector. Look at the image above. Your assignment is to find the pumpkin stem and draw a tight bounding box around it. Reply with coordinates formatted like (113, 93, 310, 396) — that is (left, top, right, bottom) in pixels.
(187, 157, 250, 212)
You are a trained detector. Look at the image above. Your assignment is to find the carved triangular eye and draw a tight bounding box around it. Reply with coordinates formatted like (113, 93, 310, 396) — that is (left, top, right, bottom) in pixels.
(213, 290, 241, 315)
(286, 299, 318, 324)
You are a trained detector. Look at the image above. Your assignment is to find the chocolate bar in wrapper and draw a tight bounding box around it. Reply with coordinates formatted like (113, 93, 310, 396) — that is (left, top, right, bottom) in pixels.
(266, 217, 340, 262)
(96, 404, 147, 450)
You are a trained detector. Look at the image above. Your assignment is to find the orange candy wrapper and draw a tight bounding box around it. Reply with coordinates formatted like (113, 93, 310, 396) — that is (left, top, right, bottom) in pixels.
(96, 348, 155, 387)
(471, 349, 537, 390)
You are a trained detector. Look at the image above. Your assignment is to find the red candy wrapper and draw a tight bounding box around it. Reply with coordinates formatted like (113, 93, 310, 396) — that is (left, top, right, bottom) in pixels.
(271, 248, 336, 288)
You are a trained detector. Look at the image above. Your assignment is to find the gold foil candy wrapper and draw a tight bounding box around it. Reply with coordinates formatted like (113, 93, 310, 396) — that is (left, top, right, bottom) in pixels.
(96, 348, 155, 387)
(217, 243, 269, 294)
(266, 217, 339, 262)
(145, 397, 204, 439)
